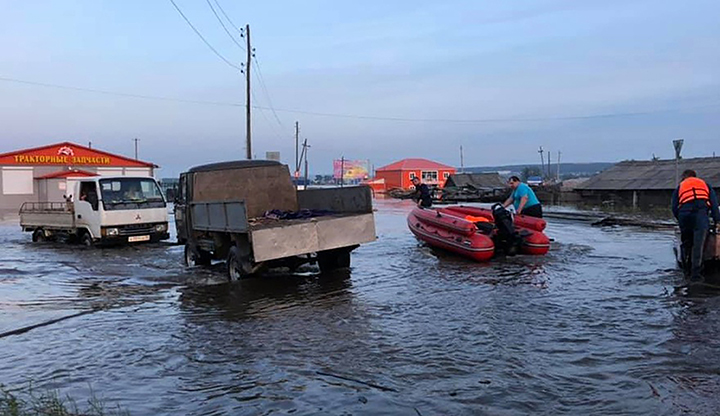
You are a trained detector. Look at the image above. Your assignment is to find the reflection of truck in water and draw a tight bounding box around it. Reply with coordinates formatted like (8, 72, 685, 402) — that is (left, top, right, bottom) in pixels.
(175, 160, 376, 280)
(20, 176, 170, 246)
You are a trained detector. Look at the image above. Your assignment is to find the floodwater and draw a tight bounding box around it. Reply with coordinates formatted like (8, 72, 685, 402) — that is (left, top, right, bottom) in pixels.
(2, 199, 720, 415)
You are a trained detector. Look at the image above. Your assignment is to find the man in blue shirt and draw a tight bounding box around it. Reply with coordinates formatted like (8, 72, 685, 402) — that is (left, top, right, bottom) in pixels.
(503, 176, 542, 218)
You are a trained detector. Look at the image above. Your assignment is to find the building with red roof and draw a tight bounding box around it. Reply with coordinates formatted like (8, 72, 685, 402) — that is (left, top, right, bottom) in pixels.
(0, 142, 157, 210)
(375, 158, 456, 191)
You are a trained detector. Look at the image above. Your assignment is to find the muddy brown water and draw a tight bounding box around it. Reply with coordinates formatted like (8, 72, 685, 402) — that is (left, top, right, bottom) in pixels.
(1, 199, 720, 415)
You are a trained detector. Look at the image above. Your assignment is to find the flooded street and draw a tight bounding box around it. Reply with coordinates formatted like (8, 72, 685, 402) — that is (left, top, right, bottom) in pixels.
(2, 198, 720, 415)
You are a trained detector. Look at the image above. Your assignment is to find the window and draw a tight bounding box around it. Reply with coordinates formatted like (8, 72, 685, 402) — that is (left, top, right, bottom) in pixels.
(409, 172, 416, 180)
(79, 181, 99, 211)
(100, 177, 166, 210)
(421, 171, 438, 182)
(2, 167, 33, 195)
(443, 172, 450, 179)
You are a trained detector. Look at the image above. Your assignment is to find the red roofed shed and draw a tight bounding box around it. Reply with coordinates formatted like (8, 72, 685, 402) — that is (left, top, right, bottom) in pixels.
(375, 158, 456, 190)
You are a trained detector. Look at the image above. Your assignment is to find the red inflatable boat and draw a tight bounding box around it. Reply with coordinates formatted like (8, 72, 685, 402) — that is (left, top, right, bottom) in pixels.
(407, 205, 550, 262)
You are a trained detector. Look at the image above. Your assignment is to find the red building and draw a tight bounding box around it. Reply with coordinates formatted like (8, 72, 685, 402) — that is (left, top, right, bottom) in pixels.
(375, 158, 456, 190)
(0, 142, 157, 210)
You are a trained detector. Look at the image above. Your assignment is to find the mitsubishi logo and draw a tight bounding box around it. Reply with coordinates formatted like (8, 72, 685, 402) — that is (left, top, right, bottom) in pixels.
(135, 214, 142, 221)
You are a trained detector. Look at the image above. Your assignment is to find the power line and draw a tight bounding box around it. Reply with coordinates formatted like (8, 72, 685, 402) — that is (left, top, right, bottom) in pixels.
(1, 75, 719, 123)
(251, 88, 289, 143)
(212, 0, 245, 39)
(168, 0, 242, 71)
(0, 76, 241, 106)
(253, 57, 285, 129)
(205, 0, 245, 51)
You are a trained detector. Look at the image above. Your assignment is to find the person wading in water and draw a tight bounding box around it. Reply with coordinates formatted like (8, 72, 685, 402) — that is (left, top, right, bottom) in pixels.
(672, 169, 720, 282)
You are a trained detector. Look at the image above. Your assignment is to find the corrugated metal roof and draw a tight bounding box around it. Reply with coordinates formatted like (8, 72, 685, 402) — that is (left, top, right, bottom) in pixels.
(577, 157, 720, 191)
(444, 173, 506, 189)
(376, 158, 455, 171)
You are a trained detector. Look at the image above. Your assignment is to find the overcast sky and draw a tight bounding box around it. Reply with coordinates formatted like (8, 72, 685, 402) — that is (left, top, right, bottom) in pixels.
(1, 0, 718, 178)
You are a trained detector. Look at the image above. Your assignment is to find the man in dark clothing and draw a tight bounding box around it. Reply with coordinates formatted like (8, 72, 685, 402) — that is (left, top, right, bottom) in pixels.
(411, 177, 432, 208)
(671, 169, 720, 281)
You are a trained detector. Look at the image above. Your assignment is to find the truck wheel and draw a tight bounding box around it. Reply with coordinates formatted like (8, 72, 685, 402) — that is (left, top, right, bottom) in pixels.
(184, 244, 212, 267)
(227, 246, 250, 281)
(80, 232, 93, 247)
(317, 248, 351, 272)
(32, 229, 46, 242)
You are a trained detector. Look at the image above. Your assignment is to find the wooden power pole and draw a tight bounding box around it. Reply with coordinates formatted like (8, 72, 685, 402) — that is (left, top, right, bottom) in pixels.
(294, 121, 300, 179)
(245, 24, 252, 160)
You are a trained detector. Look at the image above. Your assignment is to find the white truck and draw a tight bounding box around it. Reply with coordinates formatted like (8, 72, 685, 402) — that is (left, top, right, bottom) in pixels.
(20, 176, 170, 246)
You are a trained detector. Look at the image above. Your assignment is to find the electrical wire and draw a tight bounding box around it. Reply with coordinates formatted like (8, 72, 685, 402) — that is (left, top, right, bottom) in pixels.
(253, 57, 285, 129)
(168, 0, 242, 71)
(1, 75, 718, 123)
(212, 0, 245, 38)
(205, 0, 245, 51)
(251, 88, 290, 143)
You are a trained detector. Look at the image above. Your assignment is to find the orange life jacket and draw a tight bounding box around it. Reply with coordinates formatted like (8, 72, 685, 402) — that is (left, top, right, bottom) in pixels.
(678, 177, 710, 205)
(465, 215, 489, 223)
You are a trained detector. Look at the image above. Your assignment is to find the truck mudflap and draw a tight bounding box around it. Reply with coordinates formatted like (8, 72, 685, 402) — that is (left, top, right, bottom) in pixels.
(251, 213, 376, 262)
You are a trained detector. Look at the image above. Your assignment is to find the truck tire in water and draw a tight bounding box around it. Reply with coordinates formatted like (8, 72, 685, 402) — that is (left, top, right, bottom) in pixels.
(317, 248, 351, 272)
(227, 246, 251, 281)
(32, 229, 45, 243)
(184, 244, 211, 267)
(80, 232, 93, 247)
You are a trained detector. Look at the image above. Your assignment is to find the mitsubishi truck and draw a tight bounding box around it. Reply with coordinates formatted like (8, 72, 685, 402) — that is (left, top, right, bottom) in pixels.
(175, 160, 376, 279)
(20, 176, 170, 245)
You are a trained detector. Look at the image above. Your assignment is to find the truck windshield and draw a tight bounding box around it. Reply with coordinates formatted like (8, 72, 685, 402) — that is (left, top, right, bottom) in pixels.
(99, 178, 166, 211)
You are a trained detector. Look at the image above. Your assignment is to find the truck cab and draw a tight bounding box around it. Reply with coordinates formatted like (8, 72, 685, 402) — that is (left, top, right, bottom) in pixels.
(20, 176, 170, 245)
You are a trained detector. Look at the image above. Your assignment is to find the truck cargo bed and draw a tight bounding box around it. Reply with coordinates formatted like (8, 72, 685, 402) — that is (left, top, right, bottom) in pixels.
(19, 202, 75, 230)
(249, 212, 376, 262)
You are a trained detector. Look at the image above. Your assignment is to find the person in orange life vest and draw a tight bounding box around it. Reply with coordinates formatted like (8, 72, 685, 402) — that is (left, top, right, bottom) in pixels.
(671, 169, 720, 281)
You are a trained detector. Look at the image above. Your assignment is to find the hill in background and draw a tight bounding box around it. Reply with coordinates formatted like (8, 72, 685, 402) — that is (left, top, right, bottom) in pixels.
(464, 162, 613, 178)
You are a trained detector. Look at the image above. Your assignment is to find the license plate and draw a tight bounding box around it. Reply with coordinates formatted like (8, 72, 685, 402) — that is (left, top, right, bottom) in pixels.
(128, 235, 150, 243)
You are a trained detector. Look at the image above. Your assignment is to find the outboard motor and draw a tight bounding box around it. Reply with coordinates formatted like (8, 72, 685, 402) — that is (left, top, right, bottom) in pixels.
(491, 204, 521, 255)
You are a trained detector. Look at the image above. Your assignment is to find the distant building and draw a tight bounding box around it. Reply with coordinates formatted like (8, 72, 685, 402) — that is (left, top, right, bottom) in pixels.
(443, 172, 506, 189)
(576, 157, 720, 209)
(375, 158, 455, 190)
(0, 141, 157, 210)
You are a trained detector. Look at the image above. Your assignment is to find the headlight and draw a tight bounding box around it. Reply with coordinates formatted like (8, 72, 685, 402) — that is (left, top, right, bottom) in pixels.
(155, 223, 167, 232)
(106, 228, 119, 236)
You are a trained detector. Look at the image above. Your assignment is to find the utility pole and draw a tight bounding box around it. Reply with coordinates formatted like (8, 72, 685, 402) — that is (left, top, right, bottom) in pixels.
(340, 156, 345, 187)
(294, 121, 300, 181)
(302, 139, 310, 190)
(557, 151, 561, 180)
(538, 146, 545, 179)
(547, 151, 552, 179)
(133, 138, 140, 160)
(460, 145, 464, 173)
(673, 139, 684, 185)
(244, 24, 252, 160)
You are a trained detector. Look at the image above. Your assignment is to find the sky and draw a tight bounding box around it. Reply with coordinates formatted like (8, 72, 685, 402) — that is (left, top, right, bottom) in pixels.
(0, 0, 719, 178)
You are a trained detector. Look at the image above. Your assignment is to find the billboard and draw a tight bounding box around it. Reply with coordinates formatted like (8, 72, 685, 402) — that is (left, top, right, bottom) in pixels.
(333, 159, 370, 180)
